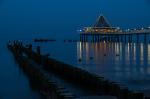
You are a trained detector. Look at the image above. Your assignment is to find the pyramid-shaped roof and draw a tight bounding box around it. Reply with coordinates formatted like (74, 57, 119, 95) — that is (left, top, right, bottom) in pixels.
(93, 16, 110, 27)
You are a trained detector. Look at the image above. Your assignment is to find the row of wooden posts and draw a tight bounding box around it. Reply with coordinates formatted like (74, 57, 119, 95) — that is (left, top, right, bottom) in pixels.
(7, 41, 149, 99)
(80, 33, 149, 43)
(7, 41, 77, 99)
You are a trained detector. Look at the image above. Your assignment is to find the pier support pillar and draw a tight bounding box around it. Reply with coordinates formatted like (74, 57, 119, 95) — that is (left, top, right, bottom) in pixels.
(80, 34, 82, 42)
(144, 33, 147, 43)
(136, 34, 139, 43)
(131, 35, 133, 42)
(85, 35, 88, 42)
(95, 34, 97, 42)
(125, 34, 126, 43)
(116, 35, 119, 42)
(108, 35, 110, 42)
(128, 35, 132, 42)
(92, 35, 95, 42)
(120, 35, 122, 42)
(83, 34, 85, 42)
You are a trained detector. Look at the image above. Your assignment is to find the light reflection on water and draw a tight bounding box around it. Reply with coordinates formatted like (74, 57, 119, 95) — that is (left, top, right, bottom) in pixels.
(77, 42, 150, 91)
(32, 41, 150, 92)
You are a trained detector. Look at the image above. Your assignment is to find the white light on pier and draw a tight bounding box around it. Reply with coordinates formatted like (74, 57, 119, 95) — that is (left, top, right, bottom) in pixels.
(141, 28, 144, 30)
(117, 27, 120, 30)
(148, 26, 150, 29)
(77, 30, 82, 32)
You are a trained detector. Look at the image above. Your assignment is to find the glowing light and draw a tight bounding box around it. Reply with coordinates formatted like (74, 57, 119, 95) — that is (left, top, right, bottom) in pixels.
(117, 27, 120, 30)
(77, 30, 82, 32)
(95, 29, 98, 32)
(148, 26, 150, 29)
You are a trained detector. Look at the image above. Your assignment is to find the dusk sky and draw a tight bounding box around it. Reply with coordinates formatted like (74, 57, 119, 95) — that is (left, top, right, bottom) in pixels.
(0, 0, 150, 39)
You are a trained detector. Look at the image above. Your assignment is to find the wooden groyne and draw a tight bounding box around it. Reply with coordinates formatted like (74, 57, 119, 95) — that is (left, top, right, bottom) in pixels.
(7, 41, 148, 99)
(8, 41, 76, 99)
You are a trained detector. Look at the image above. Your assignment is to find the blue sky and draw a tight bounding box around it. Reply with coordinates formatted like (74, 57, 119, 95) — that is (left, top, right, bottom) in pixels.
(0, 0, 150, 39)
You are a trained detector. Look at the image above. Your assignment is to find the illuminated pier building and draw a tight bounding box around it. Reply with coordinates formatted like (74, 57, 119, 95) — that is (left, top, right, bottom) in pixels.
(80, 15, 150, 43)
(83, 15, 120, 33)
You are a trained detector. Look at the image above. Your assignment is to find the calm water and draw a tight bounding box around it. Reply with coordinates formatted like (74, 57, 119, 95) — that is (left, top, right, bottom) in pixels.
(35, 41, 150, 92)
(0, 39, 40, 99)
(0, 0, 150, 98)
(77, 42, 150, 91)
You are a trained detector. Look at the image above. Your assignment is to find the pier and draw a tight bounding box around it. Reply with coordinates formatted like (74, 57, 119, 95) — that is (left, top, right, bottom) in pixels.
(79, 16, 150, 43)
(7, 41, 150, 99)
